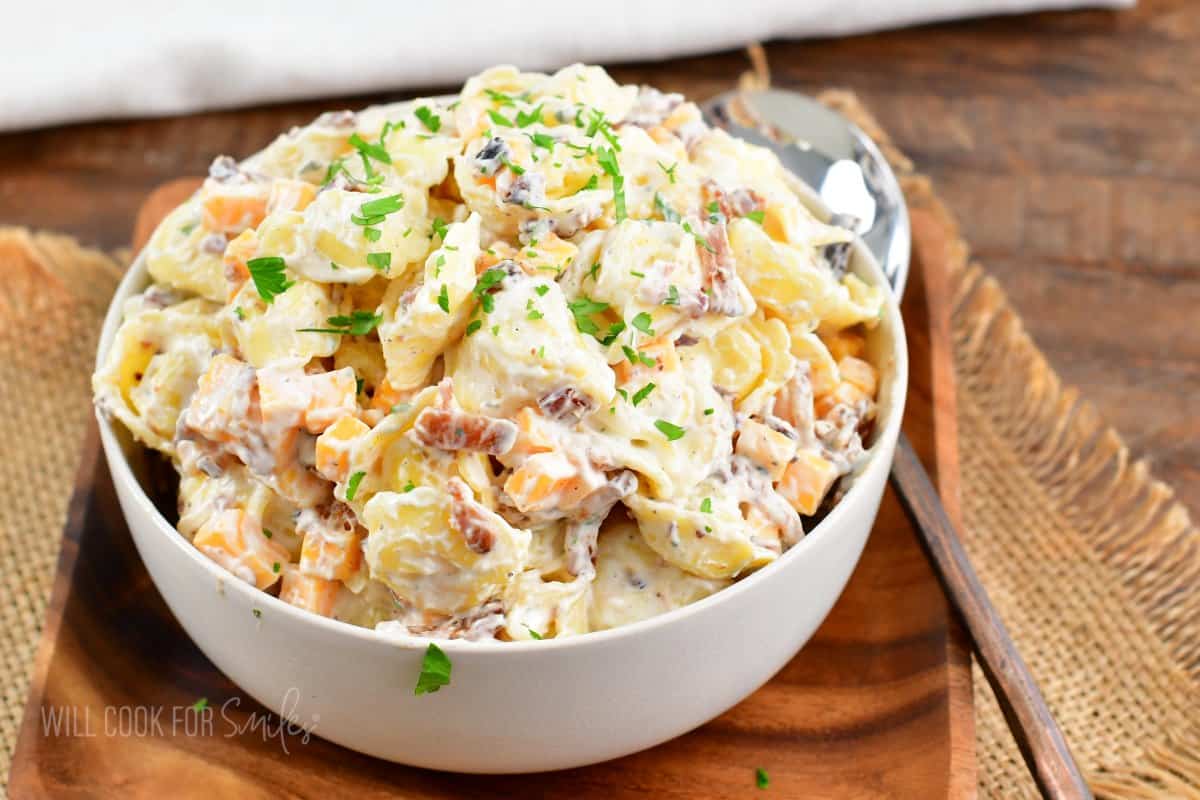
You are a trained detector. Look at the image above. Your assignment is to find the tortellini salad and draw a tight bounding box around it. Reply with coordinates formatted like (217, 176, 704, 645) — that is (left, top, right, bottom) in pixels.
(94, 64, 887, 642)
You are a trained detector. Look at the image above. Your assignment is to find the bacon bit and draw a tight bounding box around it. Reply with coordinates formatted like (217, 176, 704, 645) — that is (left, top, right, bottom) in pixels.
(701, 179, 765, 220)
(412, 380, 518, 455)
(446, 477, 497, 554)
(538, 386, 596, 425)
(574, 470, 637, 522)
(697, 222, 744, 317)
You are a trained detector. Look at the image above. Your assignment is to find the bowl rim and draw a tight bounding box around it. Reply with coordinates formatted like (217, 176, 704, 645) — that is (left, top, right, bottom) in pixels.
(96, 177, 908, 658)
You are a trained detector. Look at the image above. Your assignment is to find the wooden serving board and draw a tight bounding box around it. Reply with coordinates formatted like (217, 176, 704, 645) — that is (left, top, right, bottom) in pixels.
(10, 181, 975, 799)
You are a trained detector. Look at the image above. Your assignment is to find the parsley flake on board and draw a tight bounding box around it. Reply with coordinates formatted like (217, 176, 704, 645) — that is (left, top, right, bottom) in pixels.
(345, 471, 366, 502)
(246, 257, 293, 303)
(654, 420, 686, 441)
(756, 767, 770, 789)
(191, 697, 209, 712)
(414, 643, 452, 695)
(414, 105, 442, 133)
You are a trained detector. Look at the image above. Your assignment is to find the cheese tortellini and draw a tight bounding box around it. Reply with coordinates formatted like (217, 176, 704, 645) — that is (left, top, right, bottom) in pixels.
(94, 63, 885, 641)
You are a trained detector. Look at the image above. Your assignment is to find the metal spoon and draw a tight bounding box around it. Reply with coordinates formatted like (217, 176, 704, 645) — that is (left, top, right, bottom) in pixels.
(702, 89, 1092, 800)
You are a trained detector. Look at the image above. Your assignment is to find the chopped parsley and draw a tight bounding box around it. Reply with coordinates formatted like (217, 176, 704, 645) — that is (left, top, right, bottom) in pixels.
(526, 626, 544, 640)
(745, 209, 765, 225)
(414, 105, 441, 133)
(595, 146, 626, 222)
(654, 192, 680, 224)
(703, 407, 715, 415)
(180, 222, 197, 235)
(516, 104, 544, 128)
(534, 284, 550, 297)
(654, 420, 686, 441)
(348, 132, 391, 165)
(487, 109, 514, 128)
(252, 608, 262, 619)
(500, 156, 525, 175)
(599, 320, 626, 346)
(430, 217, 449, 241)
(298, 310, 383, 336)
(272, 561, 281, 574)
(573, 175, 599, 195)
(466, 319, 483, 336)
(403, 481, 416, 492)
(527, 131, 555, 151)
(263, 529, 274, 539)
(356, 193, 405, 220)
(246, 257, 293, 303)
(355, 376, 365, 395)
(567, 296, 609, 335)
(233, 306, 245, 320)
(658, 161, 678, 183)
(472, 266, 508, 313)
(363, 227, 382, 242)
(414, 642, 452, 695)
(586, 262, 601, 281)
(484, 88, 517, 106)
(345, 471, 366, 502)
(664, 285, 680, 306)
(621, 344, 655, 367)
(191, 697, 208, 712)
(682, 221, 715, 253)
(366, 252, 391, 271)
(631, 312, 655, 336)
(437, 284, 450, 313)
(631, 382, 656, 406)
(706, 200, 727, 225)
(756, 767, 769, 790)
(700, 497, 713, 513)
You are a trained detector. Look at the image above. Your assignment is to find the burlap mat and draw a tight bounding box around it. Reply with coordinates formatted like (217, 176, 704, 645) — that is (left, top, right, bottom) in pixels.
(1, 92, 1197, 797)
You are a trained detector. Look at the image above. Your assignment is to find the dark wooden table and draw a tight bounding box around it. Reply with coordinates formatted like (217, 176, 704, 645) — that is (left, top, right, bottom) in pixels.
(1, 0, 1195, 515)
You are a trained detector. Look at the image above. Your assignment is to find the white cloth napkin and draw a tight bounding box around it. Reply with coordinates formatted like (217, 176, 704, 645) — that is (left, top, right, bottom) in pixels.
(5, 0, 1131, 132)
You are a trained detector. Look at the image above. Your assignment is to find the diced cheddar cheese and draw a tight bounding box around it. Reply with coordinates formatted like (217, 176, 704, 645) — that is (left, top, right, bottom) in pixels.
(279, 568, 339, 617)
(777, 450, 839, 516)
(822, 328, 866, 363)
(837, 356, 878, 397)
(266, 179, 317, 214)
(193, 508, 289, 590)
(504, 452, 601, 513)
(202, 193, 267, 236)
(222, 229, 258, 297)
(815, 380, 870, 418)
(315, 415, 370, 483)
(735, 419, 796, 481)
(510, 407, 557, 458)
(300, 528, 363, 582)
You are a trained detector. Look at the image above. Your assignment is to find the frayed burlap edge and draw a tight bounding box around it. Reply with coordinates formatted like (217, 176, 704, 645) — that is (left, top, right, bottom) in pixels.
(0, 228, 123, 791)
(817, 89, 1200, 798)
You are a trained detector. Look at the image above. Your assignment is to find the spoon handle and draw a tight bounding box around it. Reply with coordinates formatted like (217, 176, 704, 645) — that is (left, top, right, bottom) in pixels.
(890, 433, 1092, 799)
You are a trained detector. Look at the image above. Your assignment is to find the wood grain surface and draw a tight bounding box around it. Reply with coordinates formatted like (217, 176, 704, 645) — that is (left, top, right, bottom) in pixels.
(9, 177, 973, 797)
(3, 1, 1192, 520)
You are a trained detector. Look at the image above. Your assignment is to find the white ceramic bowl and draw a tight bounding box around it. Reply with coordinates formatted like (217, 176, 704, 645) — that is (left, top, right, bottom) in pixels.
(96, 188, 907, 774)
